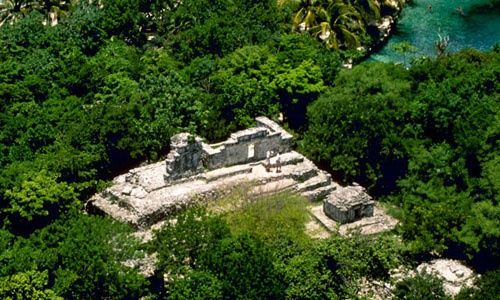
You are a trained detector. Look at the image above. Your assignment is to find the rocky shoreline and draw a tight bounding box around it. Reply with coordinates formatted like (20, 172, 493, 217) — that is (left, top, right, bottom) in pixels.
(341, 0, 407, 67)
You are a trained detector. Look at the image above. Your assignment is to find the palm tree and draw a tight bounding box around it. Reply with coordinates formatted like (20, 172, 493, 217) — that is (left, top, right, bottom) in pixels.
(292, 0, 365, 49)
(350, 0, 380, 24)
(0, 0, 20, 26)
(0, 0, 76, 26)
(327, 1, 364, 48)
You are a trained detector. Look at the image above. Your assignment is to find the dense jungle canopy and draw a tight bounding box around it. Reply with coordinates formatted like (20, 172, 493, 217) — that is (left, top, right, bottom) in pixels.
(0, 0, 498, 299)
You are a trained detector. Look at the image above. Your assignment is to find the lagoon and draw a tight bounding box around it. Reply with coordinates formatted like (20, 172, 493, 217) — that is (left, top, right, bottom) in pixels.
(371, 0, 500, 63)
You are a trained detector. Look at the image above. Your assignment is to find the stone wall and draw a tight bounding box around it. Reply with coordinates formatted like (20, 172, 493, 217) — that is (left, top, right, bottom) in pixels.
(161, 117, 293, 184)
(164, 133, 204, 182)
(324, 202, 374, 224)
(203, 117, 293, 169)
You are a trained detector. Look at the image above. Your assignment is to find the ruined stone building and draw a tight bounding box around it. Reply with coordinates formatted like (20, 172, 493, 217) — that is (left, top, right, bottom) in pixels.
(88, 117, 374, 228)
(324, 184, 374, 224)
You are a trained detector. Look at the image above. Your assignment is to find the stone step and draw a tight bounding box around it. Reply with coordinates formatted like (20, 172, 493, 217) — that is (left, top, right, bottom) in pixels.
(296, 172, 331, 193)
(290, 167, 318, 183)
(301, 183, 338, 202)
(278, 151, 305, 166)
(249, 178, 297, 198)
(203, 164, 253, 183)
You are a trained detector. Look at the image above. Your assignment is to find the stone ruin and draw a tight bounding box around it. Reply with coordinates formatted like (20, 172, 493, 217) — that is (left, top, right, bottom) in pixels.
(163, 117, 293, 181)
(88, 117, 375, 229)
(324, 184, 374, 224)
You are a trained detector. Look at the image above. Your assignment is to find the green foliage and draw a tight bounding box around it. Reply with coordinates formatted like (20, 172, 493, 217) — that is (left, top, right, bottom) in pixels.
(302, 50, 499, 266)
(455, 269, 500, 300)
(203, 45, 280, 138)
(281, 250, 338, 300)
(302, 62, 412, 191)
(393, 273, 450, 300)
(3, 170, 79, 230)
(0, 270, 62, 300)
(291, 0, 389, 50)
(0, 0, 498, 298)
(47, 215, 147, 299)
(162, 0, 288, 63)
(167, 271, 223, 300)
(398, 181, 472, 254)
(279, 232, 402, 299)
(153, 207, 231, 276)
(200, 233, 285, 299)
(100, 0, 144, 44)
(194, 36, 340, 139)
(458, 201, 500, 265)
(0, 215, 147, 299)
(153, 206, 285, 299)
(273, 59, 325, 130)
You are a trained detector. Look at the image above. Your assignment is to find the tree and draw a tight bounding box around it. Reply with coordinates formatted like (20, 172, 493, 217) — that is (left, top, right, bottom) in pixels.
(0, 270, 62, 300)
(200, 233, 285, 300)
(459, 201, 500, 271)
(301, 62, 413, 191)
(393, 273, 450, 300)
(3, 170, 79, 230)
(100, 0, 145, 44)
(291, 0, 384, 49)
(153, 207, 231, 277)
(282, 249, 338, 299)
(201, 45, 279, 139)
(167, 271, 223, 300)
(315, 233, 402, 297)
(455, 269, 500, 300)
(161, 0, 286, 63)
(37, 215, 147, 299)
(0, 0, 76, 26)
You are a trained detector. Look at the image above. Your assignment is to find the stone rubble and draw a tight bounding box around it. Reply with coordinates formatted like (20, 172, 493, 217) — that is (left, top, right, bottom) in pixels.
(359, 259, 476, 299)
(417, 259, 476, 296)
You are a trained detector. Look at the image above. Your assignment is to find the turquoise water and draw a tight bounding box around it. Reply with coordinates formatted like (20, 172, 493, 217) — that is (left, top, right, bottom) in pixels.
(371, 0, 500, 63)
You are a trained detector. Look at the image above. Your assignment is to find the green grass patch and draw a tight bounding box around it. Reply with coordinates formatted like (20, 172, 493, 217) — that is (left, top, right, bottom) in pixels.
(222, 191, 312, 250)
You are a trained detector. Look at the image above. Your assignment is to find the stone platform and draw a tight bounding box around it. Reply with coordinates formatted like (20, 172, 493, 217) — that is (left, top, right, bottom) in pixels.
(88, 117, 377, 229)
(89, 150, 341, 229)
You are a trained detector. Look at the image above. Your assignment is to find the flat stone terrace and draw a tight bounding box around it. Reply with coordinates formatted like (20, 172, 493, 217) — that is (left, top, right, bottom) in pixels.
(89, 151, 341, 229)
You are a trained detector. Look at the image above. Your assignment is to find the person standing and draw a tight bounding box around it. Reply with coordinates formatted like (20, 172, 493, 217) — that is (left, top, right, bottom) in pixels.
(265, 151, 271, 172)
(275, 153, 281, 173)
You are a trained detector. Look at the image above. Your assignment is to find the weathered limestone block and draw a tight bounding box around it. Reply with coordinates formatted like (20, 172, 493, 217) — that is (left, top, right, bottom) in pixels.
(165, 133, 204, 182)
(324, 184, 374, 224)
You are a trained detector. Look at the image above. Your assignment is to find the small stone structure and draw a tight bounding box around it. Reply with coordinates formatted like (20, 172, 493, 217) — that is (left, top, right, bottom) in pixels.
(323, 184, 374, 224)
(88, 117, 374, 228)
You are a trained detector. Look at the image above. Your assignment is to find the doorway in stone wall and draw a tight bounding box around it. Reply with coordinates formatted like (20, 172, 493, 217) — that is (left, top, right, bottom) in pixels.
(248, 143, 255, 159)
(354, 207, 362, 219)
